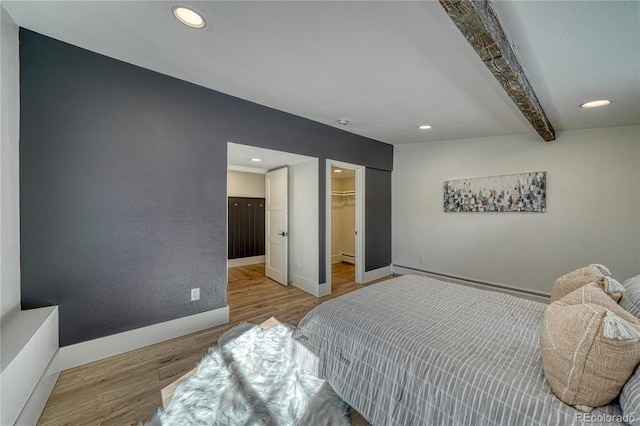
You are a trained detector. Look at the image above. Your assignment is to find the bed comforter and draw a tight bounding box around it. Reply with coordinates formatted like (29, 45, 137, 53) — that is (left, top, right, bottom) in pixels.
(290, 275, 626, 425)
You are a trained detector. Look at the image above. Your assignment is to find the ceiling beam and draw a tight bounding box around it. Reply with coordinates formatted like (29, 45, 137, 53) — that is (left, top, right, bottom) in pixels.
(439, 0, 556, 141)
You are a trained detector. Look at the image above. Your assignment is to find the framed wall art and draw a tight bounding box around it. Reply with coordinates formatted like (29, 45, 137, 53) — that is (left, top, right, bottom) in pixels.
(444, 172, 546, 213)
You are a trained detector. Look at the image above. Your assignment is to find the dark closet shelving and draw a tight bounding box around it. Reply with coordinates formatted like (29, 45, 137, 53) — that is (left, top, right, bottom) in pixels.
(228, 197, 266, 260)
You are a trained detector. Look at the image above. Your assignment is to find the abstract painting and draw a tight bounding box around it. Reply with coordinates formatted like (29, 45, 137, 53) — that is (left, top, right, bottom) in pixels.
(444, 172, 546, 213)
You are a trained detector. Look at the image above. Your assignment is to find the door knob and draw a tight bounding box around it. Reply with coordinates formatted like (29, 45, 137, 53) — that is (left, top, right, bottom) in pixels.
(278, 231, 289, 237)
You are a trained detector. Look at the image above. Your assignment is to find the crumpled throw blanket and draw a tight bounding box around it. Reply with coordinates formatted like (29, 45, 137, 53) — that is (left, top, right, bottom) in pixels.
(146, 322, 349, 426)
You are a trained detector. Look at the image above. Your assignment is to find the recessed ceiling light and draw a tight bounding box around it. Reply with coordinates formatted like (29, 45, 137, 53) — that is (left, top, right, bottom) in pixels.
(579, 100, 612, 109)
(172, 5, 206, 29)
(334, 169, 343, 173)
(418, 125, 432, 130)
(250, 158, 262, 162)
(337, 119, 349, 126)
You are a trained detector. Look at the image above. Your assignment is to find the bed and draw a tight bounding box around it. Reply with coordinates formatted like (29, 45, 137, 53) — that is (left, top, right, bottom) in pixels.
(290, 275, 626, 425)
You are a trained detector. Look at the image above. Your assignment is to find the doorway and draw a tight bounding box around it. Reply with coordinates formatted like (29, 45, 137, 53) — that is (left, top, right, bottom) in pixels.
(330, 166, 356, 285)
(227, 143, 320, 295)
(325, 160, 365, 294)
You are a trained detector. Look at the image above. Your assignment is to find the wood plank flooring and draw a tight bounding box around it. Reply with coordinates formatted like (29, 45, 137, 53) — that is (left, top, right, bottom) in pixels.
(38, 263, 387, 425)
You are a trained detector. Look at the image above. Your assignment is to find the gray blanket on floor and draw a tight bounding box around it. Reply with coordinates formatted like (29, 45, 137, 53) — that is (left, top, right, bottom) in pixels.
(147, 322, 348, 426)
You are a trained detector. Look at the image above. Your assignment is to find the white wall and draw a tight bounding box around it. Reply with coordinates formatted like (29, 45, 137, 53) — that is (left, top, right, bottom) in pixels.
(227, 170, 265, 198)
(1, 5, 21, 324)
(288, 159, 319, 294)
(331, 176, 355, 261)
(393, 126, 640, 295)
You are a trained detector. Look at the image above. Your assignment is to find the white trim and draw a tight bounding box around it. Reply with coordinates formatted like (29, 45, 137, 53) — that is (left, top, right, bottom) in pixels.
(326, 159, 365, 294)
(341, 253, 356, 265)
(363, 265, 391, 283)
(355, 167, 365, 283)
(325, 162, 333, 295)
(331, 254, 341, 264)
(15, 352, 60, 426)
(57, 305, 229, 371)
(227, 164, 267, 174)
(290, 273, 320, 297)
(391, 265, 550, 303)
(318, 282, 331, 297)
(228, 255, 265, 267)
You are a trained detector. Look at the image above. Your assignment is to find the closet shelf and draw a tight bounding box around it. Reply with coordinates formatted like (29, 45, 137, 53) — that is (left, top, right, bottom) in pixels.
(331, 190, 356, 196)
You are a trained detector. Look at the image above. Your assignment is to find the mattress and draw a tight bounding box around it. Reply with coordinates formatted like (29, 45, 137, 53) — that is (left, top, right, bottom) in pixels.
(290, 275, 625, 425)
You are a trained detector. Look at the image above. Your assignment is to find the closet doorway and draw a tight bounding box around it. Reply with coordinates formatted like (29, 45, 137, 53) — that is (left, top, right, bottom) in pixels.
(326, 160, 365, 292)
(330, 166, 356, 284)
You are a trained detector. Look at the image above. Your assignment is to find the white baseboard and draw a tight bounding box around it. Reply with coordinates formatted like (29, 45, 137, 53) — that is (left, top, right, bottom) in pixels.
(318, 282, 331, 297)
(363, 265, 391, 283)
(57, 306, 229, 371)
(291, 273, 320, 297)
(341, 253, 356, 265)
(391, 264, 550, 303)
(228, 256, 265, 267)
(15, 352, 60, 426)
(330, 254, 341, 264)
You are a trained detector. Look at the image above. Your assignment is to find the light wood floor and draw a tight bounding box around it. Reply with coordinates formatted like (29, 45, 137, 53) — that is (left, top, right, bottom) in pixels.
(38, 263, 386, 425)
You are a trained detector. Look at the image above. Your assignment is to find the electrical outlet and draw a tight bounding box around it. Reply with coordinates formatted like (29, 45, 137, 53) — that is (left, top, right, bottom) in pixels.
(418, 256, 425, 265)
(191, 288, 200, 302)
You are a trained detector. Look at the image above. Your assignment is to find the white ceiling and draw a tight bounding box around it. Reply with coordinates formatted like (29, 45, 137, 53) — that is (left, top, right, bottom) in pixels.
(227, 142, 313, 173)
(4, 1, 639, 145)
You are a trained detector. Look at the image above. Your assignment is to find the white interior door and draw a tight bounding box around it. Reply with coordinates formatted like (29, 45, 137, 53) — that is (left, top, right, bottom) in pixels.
(266, 167, 288, 285)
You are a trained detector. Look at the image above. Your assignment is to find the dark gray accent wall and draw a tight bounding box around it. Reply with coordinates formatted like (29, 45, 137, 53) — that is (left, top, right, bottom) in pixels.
(365, 169, 392, 271)
(19, 30, 393, 346)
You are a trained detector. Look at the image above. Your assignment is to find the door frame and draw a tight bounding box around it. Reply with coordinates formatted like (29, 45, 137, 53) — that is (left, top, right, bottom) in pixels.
(325, 159, 365, 293)
(227, 143, 321, 296)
